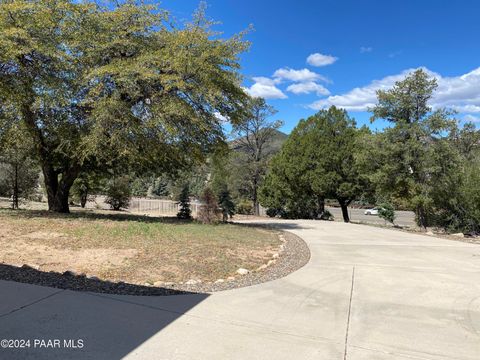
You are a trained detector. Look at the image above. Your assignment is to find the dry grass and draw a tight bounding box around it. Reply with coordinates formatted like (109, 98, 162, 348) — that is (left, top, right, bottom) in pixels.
(0, 208, 281, 284)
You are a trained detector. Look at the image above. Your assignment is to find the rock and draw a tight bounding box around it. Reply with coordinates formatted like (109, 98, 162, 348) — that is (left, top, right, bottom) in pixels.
(267, 260, 276, 266)
(227, 276, 236, 281)
(22, 264, 40, 270)
(452, 232, 464, 238)
(426, 231, 434, 236)
(256, 264, 268, 271)
(163, 282, 174, 286)
(144, 283, 152, 287)
(272, 253, 279, 259)
(214, 279, 225, 284)
(153, 281, 164, 287)
(87, 275, 99, 281)
(63, 270, 76, 277)
(185, 279, 201, 285)
(236, 268, 249, 275)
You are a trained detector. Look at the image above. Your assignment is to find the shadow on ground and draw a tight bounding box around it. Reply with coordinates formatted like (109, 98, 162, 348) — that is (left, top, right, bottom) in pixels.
(0, 206, 185, 224)
(0, 265, 208, 359)
(0, 264, 196, 296)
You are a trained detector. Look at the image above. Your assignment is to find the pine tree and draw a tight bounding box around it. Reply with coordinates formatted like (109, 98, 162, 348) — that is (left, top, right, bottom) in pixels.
(176, 184, 192, 220)
(218, 186, 235, 222)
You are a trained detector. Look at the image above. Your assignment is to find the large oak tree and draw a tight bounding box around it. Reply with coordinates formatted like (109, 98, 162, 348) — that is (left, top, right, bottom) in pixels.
(0, 0, 249, 212)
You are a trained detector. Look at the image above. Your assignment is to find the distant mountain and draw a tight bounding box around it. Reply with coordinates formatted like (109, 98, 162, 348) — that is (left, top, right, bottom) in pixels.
(229, 129, 288, 156)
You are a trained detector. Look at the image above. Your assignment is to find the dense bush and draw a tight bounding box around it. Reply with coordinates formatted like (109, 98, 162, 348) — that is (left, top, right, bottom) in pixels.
(218, 187, 235, 222)
(378, 203, 396, 225)
(236, 199, 253, 215)
(198, 187, 219, 224)
(105, 177, 131, 211)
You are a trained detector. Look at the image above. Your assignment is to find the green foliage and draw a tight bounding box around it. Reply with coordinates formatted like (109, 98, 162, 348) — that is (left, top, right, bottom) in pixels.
(218, 185, 235, 222)
(368, 69, 470, 229)
(71, 172, 103, 208)
(378, 203, 396, 224)
(260, 106, 365, 221)
(176, 184, 192, 220)
(230, 97, 283, 215)
(0, 0, 250, 212)
(150, 176, 170, 198)
(235, 198, 254, 215)
(198, 187, 219, 224)
(459, 154, 480, 233)
(0, 124, 39, 208)
(105, 176, 131, 211)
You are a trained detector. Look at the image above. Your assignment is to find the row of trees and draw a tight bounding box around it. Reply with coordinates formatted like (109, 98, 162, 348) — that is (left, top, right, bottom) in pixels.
(259, 70, 480, 233)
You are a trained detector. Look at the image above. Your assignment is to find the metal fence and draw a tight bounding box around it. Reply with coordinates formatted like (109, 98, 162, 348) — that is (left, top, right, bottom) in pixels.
(129, 198, 201, 217)
(129, 197, 266, 218)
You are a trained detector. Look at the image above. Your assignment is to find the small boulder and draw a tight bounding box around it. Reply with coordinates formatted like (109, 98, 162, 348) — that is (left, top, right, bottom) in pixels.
(185, 279, 200, 285)
(425, 231, 434, 236)
(214, 279, 225, 284)
(236, 268, 249, 275)
(153, 281, 164, 287)
(272, 253, 279, 259)
(227, 276, 236, 281)
(452, 232, 464, 238)
(63, 270, 76, 277)
(256, 264, 268, 271)
(22, 264, 40, 270)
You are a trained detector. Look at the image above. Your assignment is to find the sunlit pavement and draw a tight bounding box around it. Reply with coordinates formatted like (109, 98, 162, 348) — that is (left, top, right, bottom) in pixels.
(1, 220, 479, 359)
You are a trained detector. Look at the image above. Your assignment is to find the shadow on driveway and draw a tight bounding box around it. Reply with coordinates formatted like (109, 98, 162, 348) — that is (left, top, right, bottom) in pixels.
(0, 265, 209, 359)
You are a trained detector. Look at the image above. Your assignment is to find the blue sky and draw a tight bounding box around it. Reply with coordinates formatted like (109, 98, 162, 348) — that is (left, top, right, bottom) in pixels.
(163, 0, 480, 133)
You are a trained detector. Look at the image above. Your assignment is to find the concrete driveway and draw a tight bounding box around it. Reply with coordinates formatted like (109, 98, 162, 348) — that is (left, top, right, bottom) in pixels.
(1, 220, 479, 359)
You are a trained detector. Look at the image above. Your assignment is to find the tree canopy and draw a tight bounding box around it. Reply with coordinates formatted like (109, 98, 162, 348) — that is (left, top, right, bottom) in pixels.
(0, 0, 250, 212)
(260, 106, 366, 222)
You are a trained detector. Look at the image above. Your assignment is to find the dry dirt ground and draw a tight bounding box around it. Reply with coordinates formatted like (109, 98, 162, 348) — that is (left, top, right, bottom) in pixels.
(0, 207, 282, 286)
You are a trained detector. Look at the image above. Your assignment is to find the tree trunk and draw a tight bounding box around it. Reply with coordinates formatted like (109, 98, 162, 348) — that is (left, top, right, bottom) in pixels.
(338, 198, 351, 223)
(317, 196, 325, 219)
(253, 177, 260, 216)
(21, 103, 79, 213)
(42, 164, 79, 213)
(80, 191, 87, 208)
(416, 205, 428, 230)
(13, 163, 19, 210)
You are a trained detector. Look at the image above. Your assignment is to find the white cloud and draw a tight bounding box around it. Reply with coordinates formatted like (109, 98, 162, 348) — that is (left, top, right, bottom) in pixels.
(306, 53, 338, 67)
(360, 46, 373, 53)
(245, 77, 287, 99)
(214, 112, 228, 122)
(309, 67, 480, 114)
(273, 68, 329, 83)
(464, 114, 480, 123)
(251, 76, 281, 86)
(287, 82, 330, 96)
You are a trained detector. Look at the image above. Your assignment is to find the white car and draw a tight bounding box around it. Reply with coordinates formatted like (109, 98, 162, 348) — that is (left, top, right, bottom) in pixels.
(364, 207, 380, 215)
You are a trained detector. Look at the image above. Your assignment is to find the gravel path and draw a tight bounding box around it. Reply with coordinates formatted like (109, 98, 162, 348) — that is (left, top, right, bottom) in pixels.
(0, 231, 310, 296)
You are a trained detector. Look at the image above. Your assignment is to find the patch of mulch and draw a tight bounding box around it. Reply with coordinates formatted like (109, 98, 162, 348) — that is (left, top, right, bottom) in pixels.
(0, 231, 310, 296)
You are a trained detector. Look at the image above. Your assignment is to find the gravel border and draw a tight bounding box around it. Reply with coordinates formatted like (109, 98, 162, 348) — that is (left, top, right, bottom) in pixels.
(351, 220, 480, 245)
(0, 230, 310, 296)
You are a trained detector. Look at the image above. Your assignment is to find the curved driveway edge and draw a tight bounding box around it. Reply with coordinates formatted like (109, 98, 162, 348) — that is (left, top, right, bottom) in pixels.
(1, 219, 479, 359)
